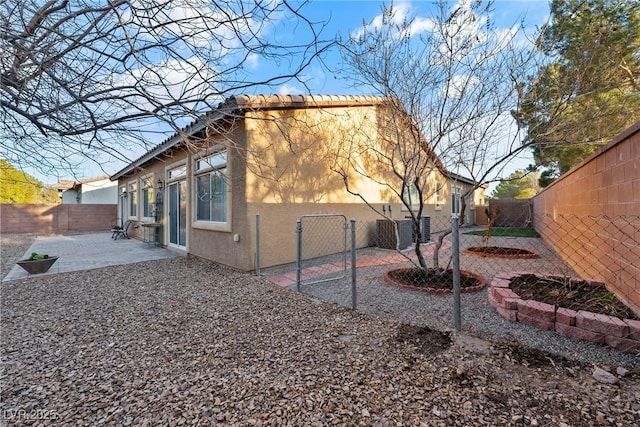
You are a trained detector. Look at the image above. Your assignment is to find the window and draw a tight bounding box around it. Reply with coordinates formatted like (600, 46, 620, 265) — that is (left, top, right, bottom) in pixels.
(168, 165, 186, 180)
(195, 151, 228, 223)
(142, 178, 154, 218)
(402, 184, 420, 209)
(451, 186, 461, 215)
(434, 183, 444, 210)
(128, 182, 137, 218)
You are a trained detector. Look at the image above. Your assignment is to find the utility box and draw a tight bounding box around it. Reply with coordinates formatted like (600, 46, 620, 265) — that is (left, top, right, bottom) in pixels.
(376, 219, 413, 250)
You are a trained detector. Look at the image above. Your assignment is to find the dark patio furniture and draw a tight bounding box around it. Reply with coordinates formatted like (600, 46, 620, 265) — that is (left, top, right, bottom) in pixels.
(111, 220, 132, 240)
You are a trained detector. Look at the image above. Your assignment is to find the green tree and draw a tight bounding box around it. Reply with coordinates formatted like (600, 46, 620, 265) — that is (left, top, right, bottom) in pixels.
(490, 170, 539, 199)
(517, 0, 640, 173)
(42, 186, 60, 204)
(538, 167, 559, 188)
(0, 160, 48, 203)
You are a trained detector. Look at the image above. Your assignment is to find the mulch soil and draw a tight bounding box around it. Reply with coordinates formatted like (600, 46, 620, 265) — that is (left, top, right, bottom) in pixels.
(509, 274, 639, 320)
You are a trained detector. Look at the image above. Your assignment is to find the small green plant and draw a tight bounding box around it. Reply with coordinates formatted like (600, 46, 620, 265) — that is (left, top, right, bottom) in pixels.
(28, 252, 49, 260)
(597, 292, 616, 306)
(465, 228, 540, 238)
(602, 292, 616, 305)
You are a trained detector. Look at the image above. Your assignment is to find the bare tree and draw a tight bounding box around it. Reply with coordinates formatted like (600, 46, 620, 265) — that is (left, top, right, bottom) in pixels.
(336, 0, 537, 271)
(1, 0, 332, 177)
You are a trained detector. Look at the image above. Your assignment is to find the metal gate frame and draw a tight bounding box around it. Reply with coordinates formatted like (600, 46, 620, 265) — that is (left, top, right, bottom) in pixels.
(295, 214, 348, 290)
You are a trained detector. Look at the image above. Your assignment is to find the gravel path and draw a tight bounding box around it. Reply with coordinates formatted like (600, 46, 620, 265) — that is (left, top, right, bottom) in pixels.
(1, 234, 639, 425)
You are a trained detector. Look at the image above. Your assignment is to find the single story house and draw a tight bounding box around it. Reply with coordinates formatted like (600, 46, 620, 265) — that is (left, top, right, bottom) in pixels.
(111, 95, 484, 271)
(59, 176, 118, 204)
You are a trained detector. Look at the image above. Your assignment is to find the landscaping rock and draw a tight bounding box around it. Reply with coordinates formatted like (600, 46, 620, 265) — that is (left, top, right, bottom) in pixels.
(592, 366, 619, 385)
(1, 235, 639, 425)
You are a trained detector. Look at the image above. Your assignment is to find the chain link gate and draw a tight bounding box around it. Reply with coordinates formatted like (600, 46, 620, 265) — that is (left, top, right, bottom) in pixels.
(295, 214, 349, 291)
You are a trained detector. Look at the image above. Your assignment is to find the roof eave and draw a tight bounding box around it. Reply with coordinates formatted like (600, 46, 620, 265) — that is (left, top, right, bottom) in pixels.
(109, 115, 214, 181)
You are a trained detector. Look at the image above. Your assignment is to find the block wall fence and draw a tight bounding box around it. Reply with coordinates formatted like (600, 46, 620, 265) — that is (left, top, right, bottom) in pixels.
(532, 122, 640, 315)
(0, 204, 117, 234)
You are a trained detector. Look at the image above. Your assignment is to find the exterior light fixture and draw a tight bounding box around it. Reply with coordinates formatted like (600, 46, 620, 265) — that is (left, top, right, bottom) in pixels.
(157, 179, 164, 190)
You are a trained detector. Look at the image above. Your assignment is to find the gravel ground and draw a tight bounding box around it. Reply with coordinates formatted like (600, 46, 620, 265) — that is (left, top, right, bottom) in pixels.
(1, 234, 639, 426)
(0, 233, 37, 278)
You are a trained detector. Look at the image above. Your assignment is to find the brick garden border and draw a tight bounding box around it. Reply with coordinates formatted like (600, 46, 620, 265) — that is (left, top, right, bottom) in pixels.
(384, 268, 486, 294)
(488, 272, 640, 353)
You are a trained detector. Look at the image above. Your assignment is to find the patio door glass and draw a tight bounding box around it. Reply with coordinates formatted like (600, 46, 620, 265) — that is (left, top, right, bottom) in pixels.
(168, 180, 187, 248)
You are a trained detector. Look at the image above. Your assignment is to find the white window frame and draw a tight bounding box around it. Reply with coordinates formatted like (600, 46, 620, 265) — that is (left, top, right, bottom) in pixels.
(401, 183, 420, 211)
(127, 181, 138, 219)
(434, 182, 444, 211)
(451, 185, 462, 215)
(141, 176, 154, 220)
(193, 150, 231, 232)
(168, 165, 187, 181)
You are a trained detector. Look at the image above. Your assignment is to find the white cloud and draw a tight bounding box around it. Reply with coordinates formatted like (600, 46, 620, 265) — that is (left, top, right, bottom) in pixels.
(409, 15, 435, 35)
(245, 53, 260, 70)
(446, 74, 481, 100)
(107, 55, 217, 115)
(351, 0, 420, 40)
(277, 83, 305, 96)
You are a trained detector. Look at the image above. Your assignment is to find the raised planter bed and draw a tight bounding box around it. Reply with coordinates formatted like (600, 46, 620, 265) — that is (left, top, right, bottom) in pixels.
(488, 272, 640, 353)
(465, 246, 538, 259)
(384, 268, 486, 294)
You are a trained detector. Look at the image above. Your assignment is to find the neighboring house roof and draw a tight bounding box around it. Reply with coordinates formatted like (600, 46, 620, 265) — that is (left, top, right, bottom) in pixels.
(59, 175, 112, 191)
(57, 180, 75, 191)
(70, 175, 112, 191)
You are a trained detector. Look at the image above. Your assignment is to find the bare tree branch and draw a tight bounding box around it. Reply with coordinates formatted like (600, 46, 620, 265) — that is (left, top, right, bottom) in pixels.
(337, 0, 538, 271)
(1, 0, 333, 177)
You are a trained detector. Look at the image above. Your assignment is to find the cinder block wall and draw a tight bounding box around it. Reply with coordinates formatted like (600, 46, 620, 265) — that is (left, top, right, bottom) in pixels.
(488, 199, 533, 227)
(474, 205, 489, 226)
(0, 204, 117, 234)
(532, 122, 640, 315)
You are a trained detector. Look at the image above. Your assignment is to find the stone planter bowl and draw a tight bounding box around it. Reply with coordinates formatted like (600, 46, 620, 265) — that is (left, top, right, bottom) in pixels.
(16, 256, 59, 274)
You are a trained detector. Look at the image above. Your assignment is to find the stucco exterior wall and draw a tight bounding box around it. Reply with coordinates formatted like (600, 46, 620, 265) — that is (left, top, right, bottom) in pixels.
(79, 179, 118, 204)
(116, 155, 184, 242)
(114, 101, 483, 271)
(114, 126, 254, 269)
(246, 202, 390, 270)
(188, 128, 253, 270)
(532, 122, 640, 314)
(61, 190, 80, 204)
(61, 178, 117, 204)
(243, 106, 384, 204)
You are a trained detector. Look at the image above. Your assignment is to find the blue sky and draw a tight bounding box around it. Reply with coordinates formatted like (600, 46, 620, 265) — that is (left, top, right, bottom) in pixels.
(275, 0, 550, 96)
(46, 0, 551, 185)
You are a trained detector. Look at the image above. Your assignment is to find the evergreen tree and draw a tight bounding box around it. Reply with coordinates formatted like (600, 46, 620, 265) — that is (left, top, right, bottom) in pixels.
(490, 170, 539, 199)
(517, 0, 640, 173)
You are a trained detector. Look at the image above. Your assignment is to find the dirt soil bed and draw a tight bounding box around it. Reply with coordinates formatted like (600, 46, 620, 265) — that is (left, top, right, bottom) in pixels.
(465, 246, 538, 258)
(386, 268, 485, 293)
(510, 274, 639, 320)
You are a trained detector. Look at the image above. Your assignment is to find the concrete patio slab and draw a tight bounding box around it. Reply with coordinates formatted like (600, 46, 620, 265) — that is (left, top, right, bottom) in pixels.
(2, 233, 181, 282)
